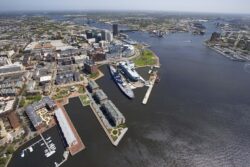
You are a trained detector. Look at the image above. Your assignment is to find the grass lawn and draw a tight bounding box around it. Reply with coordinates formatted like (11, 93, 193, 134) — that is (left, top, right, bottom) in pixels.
(133, 49, 157, 67)
(78, 86, 85, 94)
(89, 71, 99, 79)
(20, 94, 42, 108)
(53, 89, 69, 100)
(79, 95, 90, 106)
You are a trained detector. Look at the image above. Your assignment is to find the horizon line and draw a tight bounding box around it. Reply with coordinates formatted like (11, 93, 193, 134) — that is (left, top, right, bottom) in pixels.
(0, 9, 250, 16)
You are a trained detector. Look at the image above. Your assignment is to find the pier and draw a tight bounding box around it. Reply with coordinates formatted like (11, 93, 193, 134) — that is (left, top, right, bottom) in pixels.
(142, 74, 157, 105)
(55, 104, 86, 156)
(40, 134, 52, 152)
(86, 80, 128, 146)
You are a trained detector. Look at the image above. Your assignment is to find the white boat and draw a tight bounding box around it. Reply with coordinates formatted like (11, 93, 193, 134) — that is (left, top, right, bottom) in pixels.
(21, 151, 25, 158)
(45, 150, 56, 157)
(46, 137, 51, 140)
(28, 147, 33, 152)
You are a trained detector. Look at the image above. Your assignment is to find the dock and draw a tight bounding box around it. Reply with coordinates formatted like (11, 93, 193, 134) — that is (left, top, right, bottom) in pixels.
(142, 74, 157, 105)
(56, 103, 86, 156)
(40, 134, 52, 152)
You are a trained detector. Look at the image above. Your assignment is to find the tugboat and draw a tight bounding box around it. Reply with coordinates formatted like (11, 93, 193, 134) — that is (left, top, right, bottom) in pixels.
(109, 65, 135, 99)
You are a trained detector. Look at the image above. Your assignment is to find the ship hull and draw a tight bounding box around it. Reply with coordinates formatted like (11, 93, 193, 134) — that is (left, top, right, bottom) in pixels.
(109, 65, 135, 99)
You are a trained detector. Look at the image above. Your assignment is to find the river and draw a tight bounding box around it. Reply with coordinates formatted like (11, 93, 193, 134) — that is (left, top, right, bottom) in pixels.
(9, 20, 250, 167)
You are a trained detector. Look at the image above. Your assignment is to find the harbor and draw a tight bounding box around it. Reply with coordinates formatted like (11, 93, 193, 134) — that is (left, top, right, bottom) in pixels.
(7, 19, 250, 167)
(8, 126, 66, 167)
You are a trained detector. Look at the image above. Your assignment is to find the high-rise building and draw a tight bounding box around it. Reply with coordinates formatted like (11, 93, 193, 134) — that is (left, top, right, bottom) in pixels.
(107, 31, 113, 42)
(113, 24, 119, 36)
(101, 30, 113, 42)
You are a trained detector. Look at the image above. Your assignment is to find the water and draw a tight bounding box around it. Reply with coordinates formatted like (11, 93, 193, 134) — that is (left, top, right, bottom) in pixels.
(64, 23, 250, 166)
(8, 126, 66, 167)
(10, 21, 250, 167)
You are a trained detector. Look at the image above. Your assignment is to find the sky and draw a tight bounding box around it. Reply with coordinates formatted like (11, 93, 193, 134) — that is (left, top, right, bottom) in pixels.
(1, 0, 250, 14)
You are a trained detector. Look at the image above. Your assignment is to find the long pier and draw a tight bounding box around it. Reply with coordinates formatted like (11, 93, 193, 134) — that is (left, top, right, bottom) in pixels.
(142, 74, 157, 105)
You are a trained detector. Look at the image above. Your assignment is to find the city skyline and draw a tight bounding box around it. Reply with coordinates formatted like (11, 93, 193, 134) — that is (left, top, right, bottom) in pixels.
(1, 0, 250, 14)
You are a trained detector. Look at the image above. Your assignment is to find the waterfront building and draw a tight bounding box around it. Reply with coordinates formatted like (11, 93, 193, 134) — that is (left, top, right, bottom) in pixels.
(88, 79, 99, 92)
(55, 108, 77, 147)
(113, 24, 119, 36)
(101, 100, 125, 126)
(94, 89, 108, 104)
(84, 59, 98, 74)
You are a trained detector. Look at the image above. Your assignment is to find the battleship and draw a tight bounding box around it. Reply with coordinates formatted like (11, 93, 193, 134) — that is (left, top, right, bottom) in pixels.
(109, 65, 135, 99)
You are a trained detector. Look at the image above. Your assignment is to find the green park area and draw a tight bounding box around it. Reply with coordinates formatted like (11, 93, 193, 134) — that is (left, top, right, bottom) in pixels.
(133, 49, 157, 67)
(19, 94, 42, 108)
(89, 71, 100, 79)
(52, 88, 70, 100)
(79, 95, 90, 106)
(109, 124, 127, 141)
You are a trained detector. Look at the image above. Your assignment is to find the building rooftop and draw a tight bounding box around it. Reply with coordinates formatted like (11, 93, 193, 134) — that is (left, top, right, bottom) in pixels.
(95, 89, 108, 102)
(25, 97, 56, 129)
(55, 108, 77, 146)
(102, 100, 124, 120)
(40, 75, 52, 83)
(88, 80, 99, 90)
(7, 112, 20, 129)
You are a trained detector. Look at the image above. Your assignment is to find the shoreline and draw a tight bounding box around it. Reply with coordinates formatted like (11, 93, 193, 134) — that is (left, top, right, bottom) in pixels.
(204, 42, 248, 62)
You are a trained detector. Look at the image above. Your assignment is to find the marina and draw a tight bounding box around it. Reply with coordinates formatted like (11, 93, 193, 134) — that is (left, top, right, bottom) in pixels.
(8, 126, 66, 167)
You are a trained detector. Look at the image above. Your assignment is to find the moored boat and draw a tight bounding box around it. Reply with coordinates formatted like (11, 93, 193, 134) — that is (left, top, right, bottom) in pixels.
(109, 65, 135, 99)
